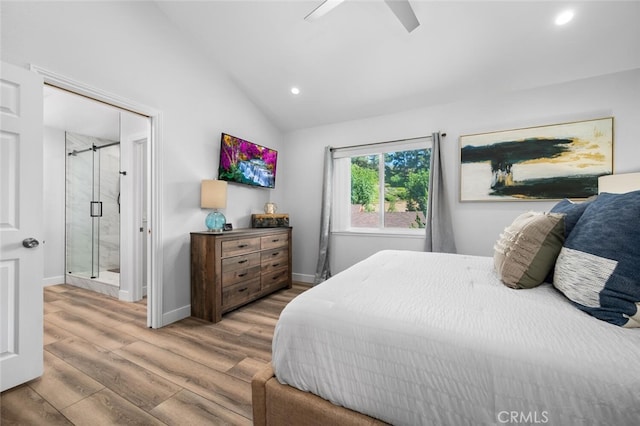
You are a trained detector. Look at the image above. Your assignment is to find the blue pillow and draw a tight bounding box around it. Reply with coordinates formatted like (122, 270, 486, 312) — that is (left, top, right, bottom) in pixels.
(544, 197, 596, 283)
(550, 197, 596, 238)
(553, 191, 640, 327)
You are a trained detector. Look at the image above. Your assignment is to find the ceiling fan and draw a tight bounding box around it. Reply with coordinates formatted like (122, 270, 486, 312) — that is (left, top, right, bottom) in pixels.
(305, 0, 420, 33)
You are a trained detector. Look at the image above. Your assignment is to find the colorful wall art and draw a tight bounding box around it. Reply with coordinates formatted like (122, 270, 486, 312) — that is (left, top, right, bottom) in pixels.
(218, 133, 278, 189)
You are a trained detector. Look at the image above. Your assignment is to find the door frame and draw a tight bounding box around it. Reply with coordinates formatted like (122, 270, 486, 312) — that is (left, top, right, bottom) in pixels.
(32, 65, 163, 328)
(119, 130, 150, 303)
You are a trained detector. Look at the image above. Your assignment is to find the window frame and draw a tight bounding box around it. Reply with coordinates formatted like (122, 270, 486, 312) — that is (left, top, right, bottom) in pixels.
(331, 137, 432, 236)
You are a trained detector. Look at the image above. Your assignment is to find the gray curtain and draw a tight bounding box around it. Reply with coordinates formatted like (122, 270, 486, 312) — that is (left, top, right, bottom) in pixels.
(425, 132, 457, 253)
(314, 146, 333, 284)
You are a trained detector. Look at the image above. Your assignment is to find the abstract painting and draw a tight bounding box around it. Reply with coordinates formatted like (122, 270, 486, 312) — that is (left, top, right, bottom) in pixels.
(459, 117, 613, 201)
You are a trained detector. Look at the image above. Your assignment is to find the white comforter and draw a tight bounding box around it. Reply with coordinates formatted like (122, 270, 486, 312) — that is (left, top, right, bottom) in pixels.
(272, 250, 640, 425)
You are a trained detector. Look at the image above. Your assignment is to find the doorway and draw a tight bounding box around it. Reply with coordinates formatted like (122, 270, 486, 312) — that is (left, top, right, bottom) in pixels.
(36, 65, 161, 328)
(44, 85, 151, 307)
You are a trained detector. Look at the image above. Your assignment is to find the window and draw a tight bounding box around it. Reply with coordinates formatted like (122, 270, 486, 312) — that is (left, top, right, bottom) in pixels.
(332, 137, 431, 234)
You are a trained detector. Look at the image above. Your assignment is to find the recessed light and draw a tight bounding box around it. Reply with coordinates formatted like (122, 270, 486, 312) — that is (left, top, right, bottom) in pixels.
(291, 87, 300, 95)
(555, 10, 574, 26)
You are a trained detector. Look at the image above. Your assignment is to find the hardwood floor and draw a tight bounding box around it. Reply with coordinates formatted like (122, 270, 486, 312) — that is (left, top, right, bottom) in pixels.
(1, 282, 308, 425)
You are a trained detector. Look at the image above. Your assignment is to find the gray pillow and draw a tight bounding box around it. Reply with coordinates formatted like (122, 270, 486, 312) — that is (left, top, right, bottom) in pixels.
(494, 212, 565, 289)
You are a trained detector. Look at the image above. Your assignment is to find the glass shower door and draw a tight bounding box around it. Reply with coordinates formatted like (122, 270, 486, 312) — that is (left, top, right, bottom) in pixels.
(65, 132, 119, 284)
(66, 135, 100, 278)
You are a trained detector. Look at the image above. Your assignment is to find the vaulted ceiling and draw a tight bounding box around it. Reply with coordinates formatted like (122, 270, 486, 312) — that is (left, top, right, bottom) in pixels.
(41, 1, 640, 134)
(153, 1, 640, 131)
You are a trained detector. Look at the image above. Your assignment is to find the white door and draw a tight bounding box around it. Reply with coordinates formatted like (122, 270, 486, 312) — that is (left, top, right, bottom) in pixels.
(0, 62, 44, 391)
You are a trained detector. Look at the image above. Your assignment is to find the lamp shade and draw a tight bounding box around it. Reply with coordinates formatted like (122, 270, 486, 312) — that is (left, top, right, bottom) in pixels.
(201, 180, 227, 209)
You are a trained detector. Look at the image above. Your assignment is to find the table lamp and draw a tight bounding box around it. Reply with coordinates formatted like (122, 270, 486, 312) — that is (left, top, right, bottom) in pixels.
(201, 179, 227, 232)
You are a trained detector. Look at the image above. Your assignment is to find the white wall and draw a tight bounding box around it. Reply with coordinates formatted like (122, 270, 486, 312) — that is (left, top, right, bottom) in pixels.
(2, 1, 283, 324)
(280, 69, 640, 279)
(42, 127, 66, 285)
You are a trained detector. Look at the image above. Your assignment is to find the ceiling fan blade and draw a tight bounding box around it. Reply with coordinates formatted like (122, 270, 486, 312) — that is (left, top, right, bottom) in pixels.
(384, 0, 420, 33)
(305, 0, 346, 22)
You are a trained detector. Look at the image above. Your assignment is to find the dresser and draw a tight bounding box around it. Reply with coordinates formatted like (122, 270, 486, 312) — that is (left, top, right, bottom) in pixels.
(190, 227, 292, 322)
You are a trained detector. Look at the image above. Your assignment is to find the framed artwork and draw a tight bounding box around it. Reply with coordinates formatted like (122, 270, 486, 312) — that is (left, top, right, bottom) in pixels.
(459, 117, 613, 201)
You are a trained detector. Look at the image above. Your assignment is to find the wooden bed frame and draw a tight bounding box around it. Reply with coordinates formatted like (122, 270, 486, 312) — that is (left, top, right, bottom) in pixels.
(252, 364, 387, 425)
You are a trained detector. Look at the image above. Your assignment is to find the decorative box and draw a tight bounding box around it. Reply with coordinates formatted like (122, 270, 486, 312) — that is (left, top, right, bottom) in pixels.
(252, 213, 290, 228)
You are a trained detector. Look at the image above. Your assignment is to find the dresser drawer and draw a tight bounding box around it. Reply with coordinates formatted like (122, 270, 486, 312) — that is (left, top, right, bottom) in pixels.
(221, 237, 261, 258)
(222, 252, 261, 272)
(261, 234, 288, 250)
(222, 265, 261, 287)
(261, 267, 289, 293)
(222, 278, 261, 309)
(261, 249, 288, 273)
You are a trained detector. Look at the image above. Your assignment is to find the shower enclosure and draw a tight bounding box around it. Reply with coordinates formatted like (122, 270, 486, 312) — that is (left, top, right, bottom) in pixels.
(66, 132, 121, 293)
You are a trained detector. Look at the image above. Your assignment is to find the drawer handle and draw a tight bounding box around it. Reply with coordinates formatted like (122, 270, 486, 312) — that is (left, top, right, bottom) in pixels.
(238, 287, 248, 293)
(272, 274, 282, 281)
(238, 244, 248, 248)
(238, 259, 248, 264)
(272, 263, 280, 268)
(271, 239, 280, 243)
(238, 272, 247, 278)
(271, 252, 279, 257)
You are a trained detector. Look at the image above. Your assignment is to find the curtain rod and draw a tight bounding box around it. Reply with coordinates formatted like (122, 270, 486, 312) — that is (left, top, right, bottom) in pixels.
(330, 133, 445, 153)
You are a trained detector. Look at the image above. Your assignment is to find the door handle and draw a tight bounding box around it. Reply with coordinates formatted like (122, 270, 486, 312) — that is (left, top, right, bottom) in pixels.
(22, 238, 40, 248)
(90, 201, 103, 217)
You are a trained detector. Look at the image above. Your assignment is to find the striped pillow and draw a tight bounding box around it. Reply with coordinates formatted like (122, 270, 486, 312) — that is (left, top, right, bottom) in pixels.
(553, 190, 640, 327)
(494, 212, 565, 289)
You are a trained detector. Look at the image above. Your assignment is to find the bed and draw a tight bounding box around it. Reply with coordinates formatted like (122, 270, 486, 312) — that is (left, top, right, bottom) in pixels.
(252, 173, 640, 425)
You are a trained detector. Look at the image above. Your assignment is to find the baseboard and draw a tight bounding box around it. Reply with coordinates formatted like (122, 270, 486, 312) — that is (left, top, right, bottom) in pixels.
(293, 273, 314, 284)
(162, 304, 191, 327)
(119, 289, 132, 302)
(43, 276, 65, 287)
